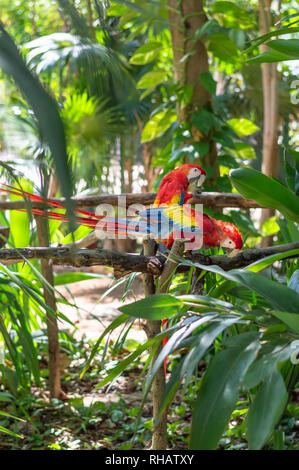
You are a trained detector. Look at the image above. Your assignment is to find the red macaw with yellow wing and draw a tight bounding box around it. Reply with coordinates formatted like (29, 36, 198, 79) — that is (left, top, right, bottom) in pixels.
(0, 164, 242, 375)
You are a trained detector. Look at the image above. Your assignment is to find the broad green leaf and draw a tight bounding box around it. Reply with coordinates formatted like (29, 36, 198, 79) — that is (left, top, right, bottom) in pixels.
(228, 118, 259, 136)
(246, 249, 299, 273)
(9, 210, 30, 249)
(178, 294, 235, 310)
(248, 26, 299, 50)
(54, 272, 109, 285)
(190, 332, 260, 449)
(157, 316, 240, 419)
(243, 342, 293, 389)
(272, 312, 299, 335)
(0, 392, 14, 403)
(213, 130, 235, 149)
(230, 167, 299, 223)
(233, 142, 256, 160)
(246, 370, 288, 450)
(212, 1, 254, 29)
(141, 108, 176, 143)
(192, 142, 210, 158)
(261, 216, 280, 236)
(170, 142, 209, 163)
(229, 210, 260, 236)
(143, 315, 218, 410)
(181, 258, 299, 313)
(119, 294, 183, 320)
(129, 42, 162, 64)
(208, 33, 240, 63)
(137, 70, 168, 89)
(225, 271, 299, 313)
(287, 220, 299, 242)
(247, 49, 293, 64)
(267, 39, 299, 58)
(218, 154, 239, 169)
(199, 72, 217, 95)
(182, 316, 239, 384)
(191, 108, 213, 135)
(61, 225, 92, 244)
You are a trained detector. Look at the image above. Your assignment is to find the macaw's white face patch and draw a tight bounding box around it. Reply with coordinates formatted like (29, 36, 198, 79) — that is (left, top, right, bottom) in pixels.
(187, 168, 206, 190)
(220, 237, 236, 250)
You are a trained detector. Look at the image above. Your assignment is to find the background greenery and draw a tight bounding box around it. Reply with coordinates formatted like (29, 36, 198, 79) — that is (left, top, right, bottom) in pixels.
(0, 0, 298, 450)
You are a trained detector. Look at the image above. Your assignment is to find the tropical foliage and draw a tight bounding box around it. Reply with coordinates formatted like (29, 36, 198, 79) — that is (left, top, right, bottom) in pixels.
(0, 0, 298, 451)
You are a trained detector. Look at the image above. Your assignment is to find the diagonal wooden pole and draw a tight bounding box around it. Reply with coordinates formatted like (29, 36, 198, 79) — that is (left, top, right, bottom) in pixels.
(143, 239, 186, 450)
(158, 240, 185, 294)
(142, 239, 169, 449)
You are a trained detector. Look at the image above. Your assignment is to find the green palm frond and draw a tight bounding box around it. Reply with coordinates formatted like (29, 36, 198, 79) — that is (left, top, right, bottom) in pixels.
(111, 0, 169, 38)
(25, 32, 127, 96)
(62, 91, 122, 144)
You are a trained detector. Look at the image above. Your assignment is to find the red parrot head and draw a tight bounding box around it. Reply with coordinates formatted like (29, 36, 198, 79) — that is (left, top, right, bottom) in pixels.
(154, 164, 206, 206)
(218, 221, 243, 250)
(172, 164, 206, 189)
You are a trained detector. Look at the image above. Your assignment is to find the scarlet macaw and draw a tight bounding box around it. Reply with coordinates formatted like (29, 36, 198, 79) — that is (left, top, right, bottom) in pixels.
(0, 183, 242, 251)
(0, 177, 242, 374)
(94, 204, 243, 252)
(153, 164, 206, 207)
(0, 163, 206, 222)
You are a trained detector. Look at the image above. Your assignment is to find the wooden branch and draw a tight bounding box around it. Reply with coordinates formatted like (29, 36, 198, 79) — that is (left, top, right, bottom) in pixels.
(0, 191, 262, 210)
(0, 241, 298, 271)
(143, 240, 156, 296)
(158, 240, 185, 293)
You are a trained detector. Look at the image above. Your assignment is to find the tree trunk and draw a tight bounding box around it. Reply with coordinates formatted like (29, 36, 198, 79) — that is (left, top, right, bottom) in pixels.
(258, 0, 279, 247)
(167, 0, 218, 181)
(35, 215, 66, 399)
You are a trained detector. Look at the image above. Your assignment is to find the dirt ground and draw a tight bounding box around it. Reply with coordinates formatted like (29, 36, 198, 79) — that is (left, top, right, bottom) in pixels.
(54, 266, 149, 408)
(56, 266, 147, 342)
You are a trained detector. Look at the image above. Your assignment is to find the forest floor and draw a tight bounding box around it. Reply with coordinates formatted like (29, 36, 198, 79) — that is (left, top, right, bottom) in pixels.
(1, 266, 298, 450)
(0, 267, 192, 450)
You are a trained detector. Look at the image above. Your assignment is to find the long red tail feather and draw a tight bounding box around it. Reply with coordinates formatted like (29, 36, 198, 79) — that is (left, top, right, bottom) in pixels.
(0, 185, 179, 376)
(0, 184, 101, 221)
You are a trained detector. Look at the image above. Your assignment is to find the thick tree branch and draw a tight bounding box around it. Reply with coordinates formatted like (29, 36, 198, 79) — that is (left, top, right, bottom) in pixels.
(0, 242, 298, 272)
(0, 191, 262, 210)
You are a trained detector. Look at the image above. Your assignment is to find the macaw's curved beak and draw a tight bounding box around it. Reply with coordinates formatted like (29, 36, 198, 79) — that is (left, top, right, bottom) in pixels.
(188, 173, 206, 191)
